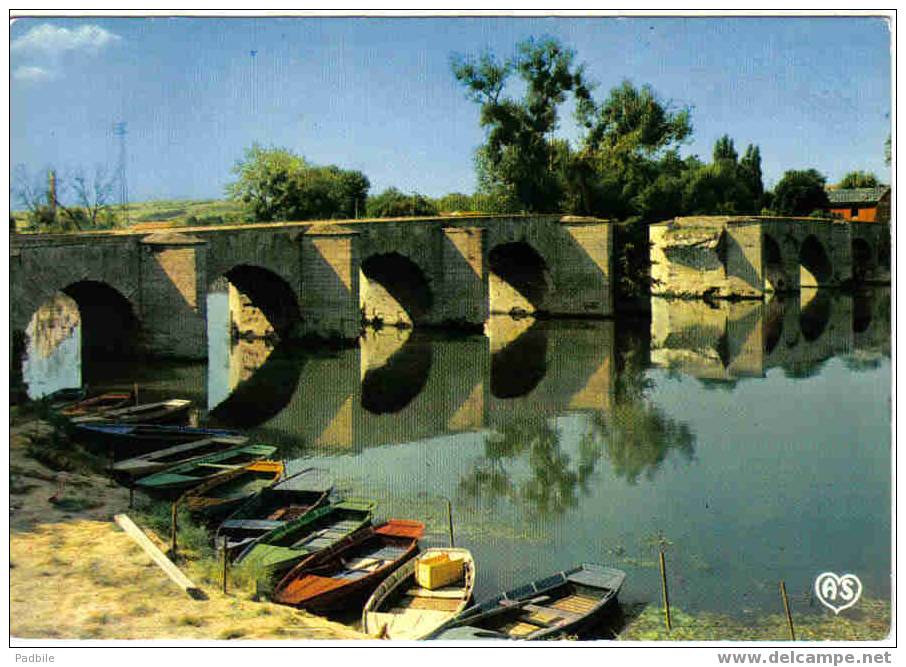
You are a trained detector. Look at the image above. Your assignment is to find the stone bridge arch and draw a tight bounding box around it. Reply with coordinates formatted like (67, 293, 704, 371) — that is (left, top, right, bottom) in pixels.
(359, 251, 434, 327)
(851, 237, 876, 283)
(11, 244, 143, 375)
(762, 232, 790, 292)
(488, 241, 553, 316)
(209, 263, 302, 339)
(798, 234, 834, 288)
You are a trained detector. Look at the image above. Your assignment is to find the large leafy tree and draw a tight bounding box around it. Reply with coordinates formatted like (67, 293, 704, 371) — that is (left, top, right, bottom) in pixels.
(435, 192, 475, 213)
(837, 170, 880, 189)
(226, 144, 369, 221)
(365, 187, 438, 218)
(738, 144, 764, 202)
(574, 80, 692, 219)
(712, 134, 738, 163)
(772, 169, 829, 216)
(452, 37, 593, 213)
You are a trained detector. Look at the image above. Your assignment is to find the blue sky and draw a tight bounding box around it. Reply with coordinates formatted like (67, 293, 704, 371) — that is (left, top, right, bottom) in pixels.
(10, 16, 891, 203)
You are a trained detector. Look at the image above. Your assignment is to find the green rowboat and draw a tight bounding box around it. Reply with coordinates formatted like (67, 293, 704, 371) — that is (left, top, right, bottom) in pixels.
(234, 499, 374, 579)
(134, 444, 277, 495)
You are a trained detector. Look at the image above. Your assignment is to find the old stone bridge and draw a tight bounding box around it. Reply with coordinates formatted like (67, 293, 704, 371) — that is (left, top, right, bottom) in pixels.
(650, 216, 890, 299)
(10, 214, 613, 360)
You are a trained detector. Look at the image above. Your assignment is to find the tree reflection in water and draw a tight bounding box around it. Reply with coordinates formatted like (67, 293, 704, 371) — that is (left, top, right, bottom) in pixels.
(460, 321, 697, 517)
(604, 323, 696, 484)
(459, 417, 602, 518)
(593, 401, 695, 485)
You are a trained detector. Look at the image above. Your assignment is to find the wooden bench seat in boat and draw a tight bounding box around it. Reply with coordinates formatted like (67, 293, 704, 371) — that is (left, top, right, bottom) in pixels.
(394, 596, 463, 612)
(520, 604, 583, 626)
(549, 593, 600, 615)
(404, 587, 464, 599)
(220, 519, 284, 531)
(501, 620, 546, 637)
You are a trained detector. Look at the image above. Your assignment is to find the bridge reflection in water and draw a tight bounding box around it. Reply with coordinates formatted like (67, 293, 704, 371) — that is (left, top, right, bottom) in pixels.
(23, 287, 890, 432)
(649, 288, 890, 383)
(194, 288, 889, 515)
(204, 315, 618, 455)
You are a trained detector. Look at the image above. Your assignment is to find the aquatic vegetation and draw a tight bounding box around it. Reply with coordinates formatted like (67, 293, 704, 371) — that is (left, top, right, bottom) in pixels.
(618, 600, 890, 641)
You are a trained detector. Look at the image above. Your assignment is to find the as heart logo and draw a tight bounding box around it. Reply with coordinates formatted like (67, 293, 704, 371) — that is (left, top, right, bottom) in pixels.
(814, 572, 862, 615)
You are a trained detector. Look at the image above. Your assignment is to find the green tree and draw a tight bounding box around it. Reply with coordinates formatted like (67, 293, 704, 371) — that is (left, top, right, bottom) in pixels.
(435, 192, 475, 213)
(226, 144, 307, 221)
(772, 169, 829, 216)
(679, 137, 760, 215)
(452, 37, 593, 213)
(738, 144, 764, 202)
(226, 144, 370, 221)
(838, 170, 880, 189)
(712, 134, 738, 163)
(576, 80, 692, 219)
(365, 187, 438, 218)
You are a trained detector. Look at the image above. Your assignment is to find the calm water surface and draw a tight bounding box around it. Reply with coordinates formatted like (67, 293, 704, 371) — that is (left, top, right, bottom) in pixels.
(23, 288, 891, 620)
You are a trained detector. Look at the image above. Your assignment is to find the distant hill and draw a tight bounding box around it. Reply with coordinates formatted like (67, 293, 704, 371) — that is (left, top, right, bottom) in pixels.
(10, 198, 248, 232)
(116, 198, 248, 228)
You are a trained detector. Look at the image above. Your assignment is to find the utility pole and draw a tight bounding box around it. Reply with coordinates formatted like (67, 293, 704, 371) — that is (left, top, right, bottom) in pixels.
(113, 121, 129, 226)
(47, 169, 57, 221)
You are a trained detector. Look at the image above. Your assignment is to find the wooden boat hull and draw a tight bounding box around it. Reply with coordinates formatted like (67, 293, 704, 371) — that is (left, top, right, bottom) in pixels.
(71, 399, 191, 426)
(234, 500, 375, 579)
(133, 444, 278, 495)
(74, 424, 243, 459)
(215, 468, 333, 558)
(273, 520, 425, 613)
(363, 547, 475, 640)
(428, 564, 625, 641)
(60, 392, 133, 417)
(45, 387, 87, 409)
(111, 435, 250, 479)
(182, 460, 285, 519)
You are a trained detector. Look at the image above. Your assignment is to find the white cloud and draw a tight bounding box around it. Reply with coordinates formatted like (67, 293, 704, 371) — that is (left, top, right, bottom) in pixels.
(13, 65, 55, 82)
(11, 23, 121, 57)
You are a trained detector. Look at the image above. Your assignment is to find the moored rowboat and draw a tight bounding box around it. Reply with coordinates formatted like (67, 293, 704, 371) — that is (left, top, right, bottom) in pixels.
(363, 547, 475, 639)
(70, 399, 192, 425)
(60, 392, 134, 417)
(181, 460, 285, 519)
(427, 563, 625, 640)
(74, 423, 243, 458)
(273, 519, 425, 613)
(111, 435, 250, 479)
(234, 500, 375, 580)
(215, 468, 334, 558)
(134, 444, 277, 495)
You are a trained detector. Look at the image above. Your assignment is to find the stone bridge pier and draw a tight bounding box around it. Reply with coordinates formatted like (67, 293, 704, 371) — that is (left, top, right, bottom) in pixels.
(10, 215, 613, 362)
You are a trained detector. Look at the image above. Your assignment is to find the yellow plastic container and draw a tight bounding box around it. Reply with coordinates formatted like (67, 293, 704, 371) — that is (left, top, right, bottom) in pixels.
(415, 552, 464, 590)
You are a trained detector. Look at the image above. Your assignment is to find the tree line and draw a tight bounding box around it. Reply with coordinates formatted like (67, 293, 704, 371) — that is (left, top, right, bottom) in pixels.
(13, 36, 888, 233)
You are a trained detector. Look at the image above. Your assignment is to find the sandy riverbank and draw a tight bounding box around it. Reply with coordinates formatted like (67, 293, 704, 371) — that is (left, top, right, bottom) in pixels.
(10, 417, 363, 641)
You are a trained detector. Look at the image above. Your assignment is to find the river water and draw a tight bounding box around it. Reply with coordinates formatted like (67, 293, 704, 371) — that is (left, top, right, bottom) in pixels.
(21, 287, 891, 622)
